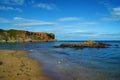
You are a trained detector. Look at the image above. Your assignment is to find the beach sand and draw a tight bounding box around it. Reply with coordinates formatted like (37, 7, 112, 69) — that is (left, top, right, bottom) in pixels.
(0, 50, 49, 80)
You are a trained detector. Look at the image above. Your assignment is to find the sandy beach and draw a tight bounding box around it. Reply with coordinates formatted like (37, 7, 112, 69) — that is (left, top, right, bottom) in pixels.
(0, 50, 49, 80)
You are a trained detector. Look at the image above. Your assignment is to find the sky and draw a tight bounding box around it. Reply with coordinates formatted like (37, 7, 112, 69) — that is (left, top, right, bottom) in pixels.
(0, 0, 120, 40)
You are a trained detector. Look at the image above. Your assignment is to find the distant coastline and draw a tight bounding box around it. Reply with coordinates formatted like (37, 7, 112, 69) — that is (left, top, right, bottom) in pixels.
(58, 40, 120, 42)
(0, 29, 57, 42)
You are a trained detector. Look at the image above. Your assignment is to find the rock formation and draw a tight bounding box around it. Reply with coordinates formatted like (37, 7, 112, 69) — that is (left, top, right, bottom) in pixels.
(55, 40, 109, 48)
(0, 29, 56, 42)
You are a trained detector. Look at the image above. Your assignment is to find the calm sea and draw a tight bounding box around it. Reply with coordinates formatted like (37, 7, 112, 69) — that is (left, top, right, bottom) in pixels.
(0, 41, 120, 80)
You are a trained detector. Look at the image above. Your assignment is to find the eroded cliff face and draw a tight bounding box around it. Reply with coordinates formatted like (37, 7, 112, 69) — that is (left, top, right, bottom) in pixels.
(0, 29, 55, 42)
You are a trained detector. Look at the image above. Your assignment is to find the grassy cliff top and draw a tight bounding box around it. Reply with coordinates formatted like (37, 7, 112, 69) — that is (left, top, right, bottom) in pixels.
(0, 29, 55, 42)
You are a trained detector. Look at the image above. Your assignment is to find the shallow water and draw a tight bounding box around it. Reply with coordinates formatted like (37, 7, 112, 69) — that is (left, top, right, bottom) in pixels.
(0, 41, 120, 80)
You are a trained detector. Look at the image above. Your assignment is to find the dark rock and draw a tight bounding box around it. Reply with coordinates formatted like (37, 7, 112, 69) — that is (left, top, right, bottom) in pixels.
(54, 40, 109, 48)
(0, 61, 3, 65)
(115, 44, 119, 47)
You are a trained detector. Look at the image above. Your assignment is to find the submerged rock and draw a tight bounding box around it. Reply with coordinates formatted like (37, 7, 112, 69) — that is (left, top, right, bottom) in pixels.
(115, 44, 119, 47)
(55, 40, 109, 48)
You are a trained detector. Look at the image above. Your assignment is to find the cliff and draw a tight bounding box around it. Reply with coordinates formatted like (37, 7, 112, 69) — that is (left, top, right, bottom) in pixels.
(0, 29, 56, 42)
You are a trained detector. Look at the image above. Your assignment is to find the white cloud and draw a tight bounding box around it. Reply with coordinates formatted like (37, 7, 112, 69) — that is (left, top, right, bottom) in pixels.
(0, 17, 56, 27)
(99, 32, 120, 36)
(0, 6, 22, 12)
(68, 30, 120, 37)
(55, 22, 98, 29)
(112, 7, 120, 15)
(68, 31, 98, 36)
(14, 17, 24, 20)
(79, 22, 98, 25)
(13, 17, 56, 26)
(98, 0, 120, 22)
(13, 20, 56, 26)
(102, 7, 120, 21)
(37, 3, 56, 10)
(75, 22, 99, 27)
(58, 17, 80, 21)
(102, 17, 113, 21)
(14, 17, 55, 26)
(0, 17, 11, 23)
(0, 0, 24, 5)
(112, 6, 120, 21)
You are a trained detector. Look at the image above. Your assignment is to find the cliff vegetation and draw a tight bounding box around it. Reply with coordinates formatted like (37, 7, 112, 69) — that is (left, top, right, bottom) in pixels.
(0, 29, 55, 42)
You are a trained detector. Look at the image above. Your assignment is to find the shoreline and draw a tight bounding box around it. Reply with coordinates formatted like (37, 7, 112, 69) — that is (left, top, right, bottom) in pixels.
(0, 50, 49, 80)
(0, 39, 58, 43)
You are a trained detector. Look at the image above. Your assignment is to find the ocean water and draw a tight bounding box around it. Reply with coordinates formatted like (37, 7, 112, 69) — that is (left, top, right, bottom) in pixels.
(0, 41, 120, 80)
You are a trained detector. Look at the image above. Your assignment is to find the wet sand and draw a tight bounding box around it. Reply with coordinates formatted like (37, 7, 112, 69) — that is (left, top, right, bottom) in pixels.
(0, 50, 49, 80)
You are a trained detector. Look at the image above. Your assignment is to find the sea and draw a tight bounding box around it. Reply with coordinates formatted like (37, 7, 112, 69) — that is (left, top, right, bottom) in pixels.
(0, 41, 120, 80)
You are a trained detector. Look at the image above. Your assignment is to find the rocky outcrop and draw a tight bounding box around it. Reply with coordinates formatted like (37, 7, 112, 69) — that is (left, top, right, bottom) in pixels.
(55, 40, 109, 48)
(0, 29, 56, 42)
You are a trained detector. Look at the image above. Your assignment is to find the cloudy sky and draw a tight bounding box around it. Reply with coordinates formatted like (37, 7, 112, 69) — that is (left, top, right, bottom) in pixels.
(0, 0, 120, 40)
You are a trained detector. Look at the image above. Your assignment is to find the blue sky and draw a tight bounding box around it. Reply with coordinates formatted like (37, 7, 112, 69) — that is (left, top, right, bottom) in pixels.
(0, 0, 120, 40)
